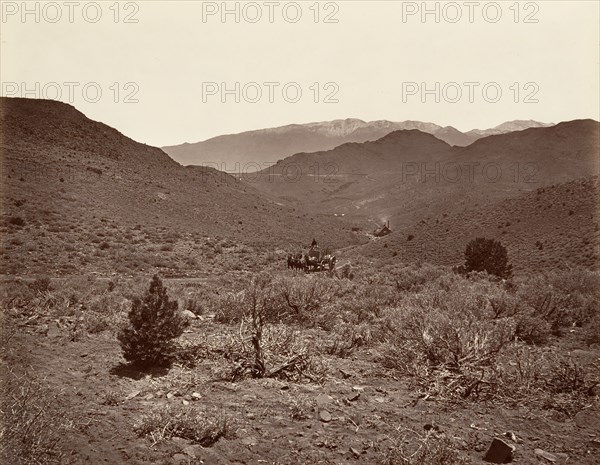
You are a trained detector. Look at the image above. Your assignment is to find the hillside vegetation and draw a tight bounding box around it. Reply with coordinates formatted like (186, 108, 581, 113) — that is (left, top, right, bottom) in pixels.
(0, 97, 363, 276)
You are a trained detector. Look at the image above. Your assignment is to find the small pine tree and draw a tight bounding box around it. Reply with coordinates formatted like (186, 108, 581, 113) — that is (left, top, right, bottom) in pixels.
(118, 275, 188, 367)
(464, 237, 513, 279)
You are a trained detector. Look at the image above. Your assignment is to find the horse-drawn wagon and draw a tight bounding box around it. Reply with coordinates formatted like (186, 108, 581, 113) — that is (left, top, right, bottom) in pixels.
(287, 240, 337, 273)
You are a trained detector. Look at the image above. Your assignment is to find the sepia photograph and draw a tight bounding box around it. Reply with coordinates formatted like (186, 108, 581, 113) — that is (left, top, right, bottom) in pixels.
(1, 1, 599, 463)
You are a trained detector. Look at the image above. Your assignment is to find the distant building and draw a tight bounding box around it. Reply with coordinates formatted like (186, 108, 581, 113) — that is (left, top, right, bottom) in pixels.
(374, 221, 392, 237)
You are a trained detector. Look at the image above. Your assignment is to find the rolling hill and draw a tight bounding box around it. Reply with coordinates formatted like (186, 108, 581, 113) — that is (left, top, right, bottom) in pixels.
(0, 97, 363, 275)
(346, 176, 599, 273)
(161, 119, 553, 168)
(245, 120, 599, 233)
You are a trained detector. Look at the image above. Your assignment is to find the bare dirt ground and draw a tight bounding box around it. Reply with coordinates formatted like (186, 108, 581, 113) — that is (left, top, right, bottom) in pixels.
(3, 295, 599, 465)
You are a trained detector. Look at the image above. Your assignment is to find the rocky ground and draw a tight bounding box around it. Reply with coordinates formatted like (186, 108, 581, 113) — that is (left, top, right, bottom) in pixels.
(2, 291, 599, 465)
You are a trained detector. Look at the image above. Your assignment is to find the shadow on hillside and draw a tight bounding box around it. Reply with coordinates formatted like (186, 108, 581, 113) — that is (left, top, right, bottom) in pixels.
(110, 363, 170, 380)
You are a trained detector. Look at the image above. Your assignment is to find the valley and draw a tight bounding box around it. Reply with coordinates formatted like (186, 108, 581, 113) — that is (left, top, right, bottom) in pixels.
(1, 97, 598, 465)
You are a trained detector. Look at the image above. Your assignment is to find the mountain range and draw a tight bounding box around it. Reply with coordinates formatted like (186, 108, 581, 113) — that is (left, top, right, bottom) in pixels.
(1, 97, 596, 275)
(162, 119, 555, 168)
(245, 119, 599, 233)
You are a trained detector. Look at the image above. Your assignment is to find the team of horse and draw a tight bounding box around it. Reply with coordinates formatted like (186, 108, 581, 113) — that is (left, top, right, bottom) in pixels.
(287, 251, 337, 272)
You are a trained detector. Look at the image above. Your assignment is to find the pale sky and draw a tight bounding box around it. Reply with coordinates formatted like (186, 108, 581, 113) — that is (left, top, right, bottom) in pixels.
(1, 1, 599, 147)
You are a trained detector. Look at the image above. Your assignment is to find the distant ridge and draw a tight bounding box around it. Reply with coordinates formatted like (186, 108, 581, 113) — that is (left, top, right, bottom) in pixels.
(162, 119, 555, 167)
(245, 119, 599, 233)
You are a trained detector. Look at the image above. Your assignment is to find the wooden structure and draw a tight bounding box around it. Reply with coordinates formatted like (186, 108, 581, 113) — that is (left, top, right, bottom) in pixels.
(373, 220, 392, 237)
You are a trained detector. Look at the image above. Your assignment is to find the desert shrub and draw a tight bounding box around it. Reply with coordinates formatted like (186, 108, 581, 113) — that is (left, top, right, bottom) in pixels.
(289, 394, 316, 420)
(28, 276, 53, 294)
(117, 275, 189, 367)
(334, 272, 402, 325)
(275, 275, 335, 327)
(545, 356, 593, 395)
(84, 311, 115, 334)
(339, 263, 354, 280)
(214, 274, 339, 328)
(213, 273, 325, 382)
(322, 321, 372, 357)
(391, 263, 446, 293)
(82, 293, 128, 334)
(382, 430, 471, 465)
(0, 368, 72, 464)
(516, 269, 600, 334)
(101, 390, 122, 406)
(218, 320, 327, 383)
(496, 344, 546, 398)
(380, 281, 515, 400)
(583, 313, 600, 345)
(213, 288, 257, 324)
(488, 289, 527, 319)
(230, 275, 328, 381)
(515, 314, 551, 345)
(463, 237, 513, 279)
(0, 280, 35, 311)
(494, 344, 598, 414)
(134, 404, 233, 446)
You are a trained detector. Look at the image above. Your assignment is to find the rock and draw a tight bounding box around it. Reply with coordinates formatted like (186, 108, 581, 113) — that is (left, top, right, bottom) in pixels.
(191, 392, 202, 400)
(183, 445, 200, 458)
(172, 453, 188, 464)
(182, 310, 197, 319)
(171, 437, 191, 446)
(534, 449, 557, 462)
(166, 392, 175, 399)
(373, 397, 386, 403)
(339, 368, 352, 379)
(352, 386, 365, 392)
(483, 438, 515, 463)
(144, 393, 154, 401)
(548, 410, 568, 422)
(350, 447, 361, 458)
(316, 394, 332, 406)
(182, 399, 189, 406)
(574, 410, 600, 429)
(124, 390, 141, 401)
(347, 392, 360, 402)
(470, 423, 488, 431)
(241, 436, 257, 446)
(424, 423, 439, 432)
(47, 323, 61, 338)
(505, 431, 517, 443)
(319, 410, 332, 423)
